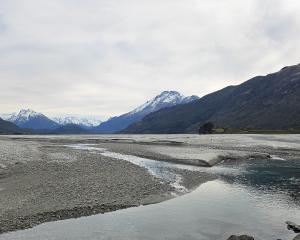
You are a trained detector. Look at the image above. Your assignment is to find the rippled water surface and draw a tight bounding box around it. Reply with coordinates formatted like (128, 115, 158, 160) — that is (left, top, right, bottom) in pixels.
(1, 143, 300, 240)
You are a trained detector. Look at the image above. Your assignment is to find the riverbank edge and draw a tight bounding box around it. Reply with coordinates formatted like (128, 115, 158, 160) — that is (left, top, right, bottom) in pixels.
(0, 193, 172, 235)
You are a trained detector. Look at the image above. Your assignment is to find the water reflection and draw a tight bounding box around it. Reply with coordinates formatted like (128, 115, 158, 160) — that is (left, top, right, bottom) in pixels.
(1, 180, 299, 240)
(216, 159, 300, 205)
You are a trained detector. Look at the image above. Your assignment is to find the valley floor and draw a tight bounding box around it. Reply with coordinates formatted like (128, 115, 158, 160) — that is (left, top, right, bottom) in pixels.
(0, 134, 299, 234)
(0, 135, 215, 233)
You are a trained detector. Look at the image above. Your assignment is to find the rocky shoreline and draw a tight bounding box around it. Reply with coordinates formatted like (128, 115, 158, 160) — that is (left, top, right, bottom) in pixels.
(0, 203, 133, 234)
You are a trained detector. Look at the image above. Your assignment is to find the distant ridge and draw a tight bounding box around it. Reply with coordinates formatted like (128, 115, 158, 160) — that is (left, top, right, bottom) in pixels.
(0, 118, 26, 134)
(122, 64, 300, 133)
(8, 109, 58, 130)
(51, 124, 90, 134)
(50, 115, 102, 129)
(93, 91, 199, 133)
(2, 109, 104, 134)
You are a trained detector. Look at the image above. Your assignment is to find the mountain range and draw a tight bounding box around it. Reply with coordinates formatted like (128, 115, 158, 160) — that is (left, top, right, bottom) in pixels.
(93, 91, 199, 133)
(1, 63, 300, 134)
(51, 115, 102, 129)
(0, 91, 198, 134)
(6, 109, 59, 130)
(51, 124, 91, 134)
(0, 110, 103, 130)
(0, 118, 24, 134)
(122, 64, 300, 133)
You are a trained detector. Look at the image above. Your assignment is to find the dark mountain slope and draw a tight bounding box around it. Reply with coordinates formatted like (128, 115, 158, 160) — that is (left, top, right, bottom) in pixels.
(93, 91, 199, 133)
(21, 117, 58, 130)
(51, 124, 90, 134)
(0, 118, 25, 134)
(122, 64, 300, 133)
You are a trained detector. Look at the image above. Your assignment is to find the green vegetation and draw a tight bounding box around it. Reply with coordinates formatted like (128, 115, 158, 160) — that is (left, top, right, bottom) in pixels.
(199, 122, 214, 134)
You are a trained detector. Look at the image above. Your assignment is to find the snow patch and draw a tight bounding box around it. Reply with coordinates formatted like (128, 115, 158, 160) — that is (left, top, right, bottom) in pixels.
(8, 109, 42, 124)
(51, 115, 102, 128)
(270, 155, 286, 161)
(128, 91, 198, 116)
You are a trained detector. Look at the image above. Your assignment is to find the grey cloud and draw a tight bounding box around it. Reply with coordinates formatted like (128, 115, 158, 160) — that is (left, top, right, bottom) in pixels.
(0, 0, 300, 117)
(0, 15, 7, 34)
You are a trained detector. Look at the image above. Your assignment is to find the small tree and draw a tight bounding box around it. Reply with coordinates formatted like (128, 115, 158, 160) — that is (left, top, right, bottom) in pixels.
(199, 122, 214, 134)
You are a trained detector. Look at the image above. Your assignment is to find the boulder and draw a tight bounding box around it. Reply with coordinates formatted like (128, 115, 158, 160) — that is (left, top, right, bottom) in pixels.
(227, 235, 254, 240)
(294, 234, 300, 240)
(286, 221, 300, 233)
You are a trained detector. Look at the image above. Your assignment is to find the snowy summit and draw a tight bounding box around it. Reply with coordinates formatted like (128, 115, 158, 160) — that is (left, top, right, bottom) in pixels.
(93, 90, 199, 133)
(9, 109, 43, 125)
(129, 91, 199, 116)
(51, 115, 102, 128)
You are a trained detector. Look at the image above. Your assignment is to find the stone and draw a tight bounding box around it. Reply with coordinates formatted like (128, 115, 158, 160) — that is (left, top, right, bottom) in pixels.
(227, 235, 254, 240)
(286, 221, 300, 233)
(294, 234, 300, 240)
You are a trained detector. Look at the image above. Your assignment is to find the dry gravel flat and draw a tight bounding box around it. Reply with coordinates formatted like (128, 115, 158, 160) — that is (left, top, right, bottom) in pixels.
(0, 138, 174, 233)
(0, 136, 214, 234)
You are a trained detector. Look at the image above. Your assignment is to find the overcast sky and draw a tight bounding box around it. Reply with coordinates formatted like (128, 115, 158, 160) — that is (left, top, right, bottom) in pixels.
(1, 0, 300, 118)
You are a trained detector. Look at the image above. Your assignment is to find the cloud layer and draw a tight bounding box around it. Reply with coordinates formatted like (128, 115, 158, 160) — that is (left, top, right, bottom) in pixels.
(1, 0, 300, 117)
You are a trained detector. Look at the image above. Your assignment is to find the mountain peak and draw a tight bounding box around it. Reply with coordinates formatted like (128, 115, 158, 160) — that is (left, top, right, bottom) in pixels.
(8, 108, 58, 130)
(159, 90, 182, 95)
(129, 91, 198, 115)
(155, 91, 185, 102)
(122, 64, 300, 134)
(9, 109, 42, 123)
(19, 109, 40, 117)
(94, 90, 199, 133)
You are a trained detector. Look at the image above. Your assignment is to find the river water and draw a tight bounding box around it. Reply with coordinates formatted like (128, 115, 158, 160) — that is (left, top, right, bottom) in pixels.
(1, 144, 300, 240)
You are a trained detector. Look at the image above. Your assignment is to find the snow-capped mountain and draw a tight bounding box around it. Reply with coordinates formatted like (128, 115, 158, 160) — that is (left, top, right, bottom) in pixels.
(3, 109, 103, 131)
(2, 92, 198, 133)
(51, 115, 102, 129)
(93, 91, 199, 133)
(0, 113, 16, 121)
(8, 109, 59, 130)
(128, 91, 199, 116)
(9, 109, 40, 124)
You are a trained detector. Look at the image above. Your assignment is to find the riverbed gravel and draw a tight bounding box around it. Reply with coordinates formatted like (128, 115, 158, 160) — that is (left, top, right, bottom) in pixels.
(0, 139, 174, 233)
(0, 137, 214, 234)
(1, 134, 298, 234)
